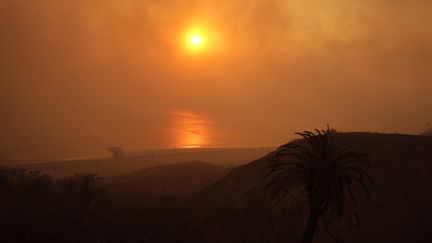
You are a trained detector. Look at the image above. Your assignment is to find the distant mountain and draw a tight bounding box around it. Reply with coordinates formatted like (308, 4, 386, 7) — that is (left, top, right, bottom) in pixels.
(105, 161, 232, 199)
(190, 133, 432, 243)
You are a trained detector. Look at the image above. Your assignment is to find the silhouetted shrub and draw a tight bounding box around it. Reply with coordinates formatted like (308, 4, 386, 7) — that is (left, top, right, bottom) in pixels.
(107, 146, 124, 158)
(0, 165, 202, 243)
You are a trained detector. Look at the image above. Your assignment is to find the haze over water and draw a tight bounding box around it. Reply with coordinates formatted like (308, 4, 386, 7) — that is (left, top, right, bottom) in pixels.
(1, 0, 431, 159)
(170, 111, 212, 148)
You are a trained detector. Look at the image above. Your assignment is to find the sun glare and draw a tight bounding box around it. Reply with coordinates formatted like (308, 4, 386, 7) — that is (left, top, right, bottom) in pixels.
(185, 30, 206, 51)
(182, 24, 224, 54)
(190, 35, 202, 46)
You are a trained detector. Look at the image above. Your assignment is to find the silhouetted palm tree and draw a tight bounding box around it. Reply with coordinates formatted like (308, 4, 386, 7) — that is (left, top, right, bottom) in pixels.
(265, 127, 372, 243)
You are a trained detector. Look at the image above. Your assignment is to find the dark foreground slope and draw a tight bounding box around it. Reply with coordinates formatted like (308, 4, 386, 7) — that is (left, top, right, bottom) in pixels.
(105, 161, 231, 199)
(2, 133, 431, 243)
(190, 133, 432, 243)
(0, 161, 231, 243)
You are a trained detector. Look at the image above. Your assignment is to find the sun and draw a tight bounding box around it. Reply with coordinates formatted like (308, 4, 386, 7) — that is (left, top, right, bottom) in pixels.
(190, 35, 202, 46)
(185, 31, 205, 51)
(181, 25, 224, 54)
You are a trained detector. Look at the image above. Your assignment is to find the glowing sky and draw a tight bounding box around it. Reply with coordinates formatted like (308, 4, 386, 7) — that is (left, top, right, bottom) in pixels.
(1, 0, 431, 159)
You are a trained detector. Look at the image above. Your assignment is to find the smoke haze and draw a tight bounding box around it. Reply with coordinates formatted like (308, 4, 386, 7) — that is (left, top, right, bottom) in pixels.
(1, 0, 431, 159)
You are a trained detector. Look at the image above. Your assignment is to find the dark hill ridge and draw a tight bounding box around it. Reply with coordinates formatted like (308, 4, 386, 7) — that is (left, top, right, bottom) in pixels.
(106, 161, 232, 199)
(190, 132, 432, 243)
(13, 147, 273, 178)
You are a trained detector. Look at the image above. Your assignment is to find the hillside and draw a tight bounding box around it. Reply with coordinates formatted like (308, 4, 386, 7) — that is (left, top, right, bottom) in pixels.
(190, 133, 432, 243)
(10, 147, 273, 178)
(105, 161, 232, 199)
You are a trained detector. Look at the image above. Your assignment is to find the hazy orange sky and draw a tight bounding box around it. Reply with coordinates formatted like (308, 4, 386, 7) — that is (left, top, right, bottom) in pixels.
(1, 0, 431, 159)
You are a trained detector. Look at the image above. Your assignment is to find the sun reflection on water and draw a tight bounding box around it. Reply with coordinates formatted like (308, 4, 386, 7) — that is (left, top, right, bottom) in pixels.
(171, 111, 210, 148)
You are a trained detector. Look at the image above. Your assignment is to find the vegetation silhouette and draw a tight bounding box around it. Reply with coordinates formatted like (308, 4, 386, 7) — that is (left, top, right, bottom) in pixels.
(74, 173, 101, 212)
(4, 131, 432, 242)
(0, 165, 204, 242)
(265, 126, 373, 243)
(107, 146, 124, 158)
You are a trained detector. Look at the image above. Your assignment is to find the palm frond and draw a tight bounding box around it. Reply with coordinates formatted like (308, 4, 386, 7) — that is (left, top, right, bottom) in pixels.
(264, 126, 373, 233)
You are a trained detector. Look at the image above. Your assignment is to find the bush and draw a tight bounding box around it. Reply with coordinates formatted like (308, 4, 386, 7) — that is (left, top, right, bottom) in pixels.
(0, 165, 200, 243)
(107, 146, 124, 158)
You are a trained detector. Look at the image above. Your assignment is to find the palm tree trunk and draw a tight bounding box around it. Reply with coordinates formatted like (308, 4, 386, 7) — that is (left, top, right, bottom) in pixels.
(300, 207, 321, 243)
